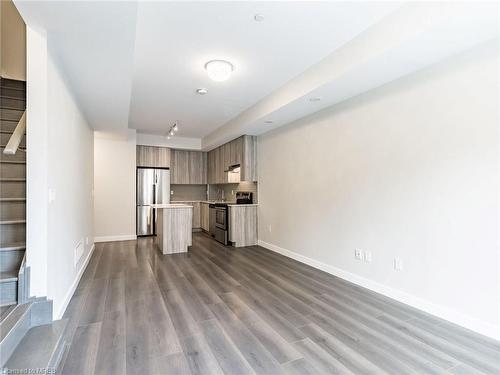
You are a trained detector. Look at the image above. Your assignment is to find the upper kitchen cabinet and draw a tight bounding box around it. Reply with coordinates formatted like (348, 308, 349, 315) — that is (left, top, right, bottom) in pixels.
(207, 135, 257, 184)
(136, 145, 171, 168)
(188, 151, 207, 184)
(240, 135, 257, 182)
(171, 150, 207, 184)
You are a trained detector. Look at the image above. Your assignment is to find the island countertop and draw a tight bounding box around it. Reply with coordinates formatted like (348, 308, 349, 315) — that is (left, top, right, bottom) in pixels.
(150, 203, 193, 209)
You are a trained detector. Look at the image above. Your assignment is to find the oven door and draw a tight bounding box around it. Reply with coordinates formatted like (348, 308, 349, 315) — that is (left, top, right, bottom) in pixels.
(215, 208, 227, 230)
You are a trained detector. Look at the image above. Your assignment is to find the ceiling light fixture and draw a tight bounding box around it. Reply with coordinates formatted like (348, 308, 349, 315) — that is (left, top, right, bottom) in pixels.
(196, 88, 208, 95)
(166, 121, 179, 140)
(254, 14, 265, 22)
(264, 120, 273, 124)
(205, 60, 234, 82)
(309, 97, 321, 102)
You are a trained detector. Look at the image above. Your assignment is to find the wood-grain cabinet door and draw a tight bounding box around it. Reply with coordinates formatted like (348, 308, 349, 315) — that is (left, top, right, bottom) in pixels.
(241, 135, 257, 182)
(171, 150, 189, 184)
(207, 150, 216, 184)
(155, 147, 171, 168)
(136, 145, 154, 167)
(137, 146, 171, 168)
(192, 202, 201, 229)
(200, 203, 209, 231)
(188, 151, 207, 184)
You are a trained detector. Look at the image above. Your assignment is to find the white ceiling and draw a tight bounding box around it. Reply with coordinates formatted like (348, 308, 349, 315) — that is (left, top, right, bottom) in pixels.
(14, 1, 500, 149)
(128, 1, 399, 138)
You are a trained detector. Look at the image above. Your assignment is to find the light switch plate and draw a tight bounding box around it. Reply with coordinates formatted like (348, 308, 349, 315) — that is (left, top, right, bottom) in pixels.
(394, 257, 404, 271)
(354, 249, 363, 260)
(364, 250, 372, 263)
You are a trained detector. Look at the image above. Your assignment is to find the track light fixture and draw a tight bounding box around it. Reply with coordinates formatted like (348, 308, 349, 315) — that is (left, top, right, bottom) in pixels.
(166, 121, 179, 140)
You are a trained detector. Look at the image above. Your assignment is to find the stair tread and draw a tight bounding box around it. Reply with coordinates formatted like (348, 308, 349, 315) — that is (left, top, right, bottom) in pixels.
(0, 219, 26, 224)
(0, 95, 25, 101)
(0, 243, 26, 251)
(0, 270, 18, 282)
(0, 198, 25, 202)
(0, 145, 26, 155)
(0, 160, 25, 164)
(5, 319, 68, 370)
(0, 178, 26, 181)
(0, 302, 29, 342)
(0, 304, 16, 320)
(0, 107, 25, 111)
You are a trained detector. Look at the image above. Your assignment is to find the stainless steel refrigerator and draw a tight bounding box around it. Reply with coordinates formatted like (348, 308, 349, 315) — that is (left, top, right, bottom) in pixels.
(136, 167, 170, 236)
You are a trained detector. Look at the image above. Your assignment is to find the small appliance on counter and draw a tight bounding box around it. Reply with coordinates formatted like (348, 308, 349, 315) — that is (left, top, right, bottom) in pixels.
(235, 191, 253, 204)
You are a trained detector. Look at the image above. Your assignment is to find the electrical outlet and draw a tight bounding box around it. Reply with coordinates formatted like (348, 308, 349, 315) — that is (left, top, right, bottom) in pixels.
(268, 224, 272, 233)
(48, 188, 56, 203)
(85, 237, 89, 245)
(364, 250, 372, 263)
(170, 190, 174, 195)
(394, 257, 403, 271)
(354, 249, 363, 260)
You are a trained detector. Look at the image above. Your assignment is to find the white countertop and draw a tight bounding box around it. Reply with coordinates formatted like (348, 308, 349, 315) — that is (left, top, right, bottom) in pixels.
(171, 200, 258, 206)
(150, 203, 193, 209)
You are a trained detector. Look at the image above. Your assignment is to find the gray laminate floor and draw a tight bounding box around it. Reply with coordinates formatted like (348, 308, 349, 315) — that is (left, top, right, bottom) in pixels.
(59, 233, 500, 375)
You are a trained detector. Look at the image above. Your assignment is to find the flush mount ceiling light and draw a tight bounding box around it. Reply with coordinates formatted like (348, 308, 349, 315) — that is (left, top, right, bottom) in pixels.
(196, 88, 208, 95)
(166, 121, 179, 140)
(205, 60, 234, 82)
(254, 14, 265, 22)
(264, 120, 273, 124)
(309, 97, 321, 102)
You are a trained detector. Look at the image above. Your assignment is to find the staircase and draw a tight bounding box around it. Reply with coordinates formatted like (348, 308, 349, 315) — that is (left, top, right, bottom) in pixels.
(0, 77, 27, 311)
(0, 78, 67, 371)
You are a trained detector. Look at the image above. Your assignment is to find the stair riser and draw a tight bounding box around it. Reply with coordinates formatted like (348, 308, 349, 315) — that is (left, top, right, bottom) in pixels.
(0, 150, 26, 162)
(0, 280, 17, 305)
(0, 98, 25, 111)
(0, 109, 24, 122)
(0, 201, 25, 221)
(0, 163, 26, 179)
(0, 181, 25, 198)
(0, 120, 18, 133)
(0, 79, 26, 90)
(0, 251, 24, 273)
(0, 305, 30, 367)
(0, 133, 25, 147)
(0, 88, 25, 100)
(0, 223, 25, 245)
(30, 300, 53, 327)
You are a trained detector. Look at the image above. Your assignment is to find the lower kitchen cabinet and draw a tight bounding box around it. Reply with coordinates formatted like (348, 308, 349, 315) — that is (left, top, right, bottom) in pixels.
(191, 202, 201, 229)
(200, 202, 210, 232)
(229, 205, 258, 247)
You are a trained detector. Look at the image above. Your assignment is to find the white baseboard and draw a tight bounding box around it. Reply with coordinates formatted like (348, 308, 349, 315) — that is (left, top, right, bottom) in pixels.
(258, 240, 500, 342)
(54, 243, 95, 320)
(94, 234, 137, 243)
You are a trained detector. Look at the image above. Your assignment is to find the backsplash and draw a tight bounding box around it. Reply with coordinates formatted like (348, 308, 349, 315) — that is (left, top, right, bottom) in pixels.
(170, 184, 208, 201)
(208, 182, 258, 203)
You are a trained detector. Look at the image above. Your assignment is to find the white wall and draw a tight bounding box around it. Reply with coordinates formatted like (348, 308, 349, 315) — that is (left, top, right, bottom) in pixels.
(94, 130, 137, 242)
(27, 30, 94, 319)
(258, 41, 500, 340)
(26, 26, 48, 297)
(136, 132, 201, 150)
(46, 49, 94, 319)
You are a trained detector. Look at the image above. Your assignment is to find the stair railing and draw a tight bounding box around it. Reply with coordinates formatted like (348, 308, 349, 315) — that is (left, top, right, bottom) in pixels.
(3, 110, 26, 155)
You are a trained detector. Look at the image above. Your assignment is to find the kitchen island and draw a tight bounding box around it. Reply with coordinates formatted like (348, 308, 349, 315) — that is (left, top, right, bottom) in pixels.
(151, 204, 193, 254)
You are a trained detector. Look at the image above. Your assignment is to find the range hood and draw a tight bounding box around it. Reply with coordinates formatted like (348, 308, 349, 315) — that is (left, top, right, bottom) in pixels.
(225, 164, 240, 183)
